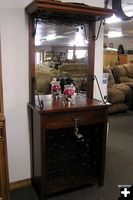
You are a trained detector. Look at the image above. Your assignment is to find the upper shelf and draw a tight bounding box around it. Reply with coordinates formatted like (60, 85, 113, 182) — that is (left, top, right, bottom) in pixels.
(25, 0, 113, 23)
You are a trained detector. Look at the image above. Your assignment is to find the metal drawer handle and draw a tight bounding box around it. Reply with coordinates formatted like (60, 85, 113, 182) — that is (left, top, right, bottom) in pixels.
(72, 117, 82, 121)
(74, 118, 84, 140)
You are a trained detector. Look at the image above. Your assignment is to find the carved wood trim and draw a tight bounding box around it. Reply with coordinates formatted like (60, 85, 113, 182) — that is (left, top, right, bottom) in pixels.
(26, 0, 113, 19)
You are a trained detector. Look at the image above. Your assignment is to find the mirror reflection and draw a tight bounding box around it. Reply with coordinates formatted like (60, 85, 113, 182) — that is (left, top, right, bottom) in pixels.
(35, 22, 88, 95)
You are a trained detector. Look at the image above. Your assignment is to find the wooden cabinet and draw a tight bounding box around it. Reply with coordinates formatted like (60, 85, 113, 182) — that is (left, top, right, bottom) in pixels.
(118, 54, 127, 64)
(26, 1, 112, 199)
(103, 51, 118, 67)
(103, 51, 129, 67)
(0, 38, 9, 200)
(28, 95, 109, 199)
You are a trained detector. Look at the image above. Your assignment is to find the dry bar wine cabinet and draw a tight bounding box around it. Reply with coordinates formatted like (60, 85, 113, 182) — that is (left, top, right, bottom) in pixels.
(26, 1, 113, 199)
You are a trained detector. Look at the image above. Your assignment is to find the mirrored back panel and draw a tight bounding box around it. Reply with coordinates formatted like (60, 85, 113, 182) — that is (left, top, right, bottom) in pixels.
(35, 21, 89, 94)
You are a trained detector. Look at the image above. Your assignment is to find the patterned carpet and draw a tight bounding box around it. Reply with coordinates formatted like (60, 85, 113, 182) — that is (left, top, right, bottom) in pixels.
(10, 111, 133, 200)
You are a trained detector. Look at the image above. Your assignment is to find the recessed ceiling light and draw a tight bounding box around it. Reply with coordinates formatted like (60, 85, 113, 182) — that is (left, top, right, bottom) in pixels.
(108, 31, 123, 38)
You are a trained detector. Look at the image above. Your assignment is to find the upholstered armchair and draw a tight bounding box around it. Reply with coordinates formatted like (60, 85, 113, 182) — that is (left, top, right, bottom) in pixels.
(103, 67, 132, 114)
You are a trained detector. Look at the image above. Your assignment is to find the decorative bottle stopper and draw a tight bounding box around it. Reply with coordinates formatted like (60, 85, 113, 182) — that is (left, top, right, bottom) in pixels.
(63, 84, 76, 103)
(51, 78, 61, 99)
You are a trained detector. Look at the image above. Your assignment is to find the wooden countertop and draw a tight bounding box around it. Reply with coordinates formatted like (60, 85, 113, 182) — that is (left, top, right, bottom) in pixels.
(28, 94, 110, 113)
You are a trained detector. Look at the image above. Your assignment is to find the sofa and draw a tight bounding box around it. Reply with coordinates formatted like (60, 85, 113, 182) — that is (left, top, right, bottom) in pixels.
(104, 63, 133, 114)
(35, 64, 87, 94)
(58, 64, 87, 91)
(36, 63, 133, 114)
(113, 63, 133, 86)
(35, 66, 59, 94)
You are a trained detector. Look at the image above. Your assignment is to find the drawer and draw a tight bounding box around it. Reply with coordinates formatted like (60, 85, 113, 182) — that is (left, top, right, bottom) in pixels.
(45, 110, 105, 129)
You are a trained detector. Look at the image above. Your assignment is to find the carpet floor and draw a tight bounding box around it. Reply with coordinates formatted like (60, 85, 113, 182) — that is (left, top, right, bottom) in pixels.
(10, 111, 133, 200)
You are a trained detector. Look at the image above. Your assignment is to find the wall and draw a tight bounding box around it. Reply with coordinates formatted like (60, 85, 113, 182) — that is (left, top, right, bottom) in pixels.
(61, 0, 103, 7)
(0, 0, 104, 183)
(0, 0, 31, 182)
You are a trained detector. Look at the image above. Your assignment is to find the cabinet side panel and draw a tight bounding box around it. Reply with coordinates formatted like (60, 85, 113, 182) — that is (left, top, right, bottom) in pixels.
(32, 111, 42, 195)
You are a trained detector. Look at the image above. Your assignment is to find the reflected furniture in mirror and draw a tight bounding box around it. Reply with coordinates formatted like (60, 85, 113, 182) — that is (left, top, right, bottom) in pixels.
(35, 22, 89, 95)
(26, 1, 113, 199)
(0, 38, 9, 200)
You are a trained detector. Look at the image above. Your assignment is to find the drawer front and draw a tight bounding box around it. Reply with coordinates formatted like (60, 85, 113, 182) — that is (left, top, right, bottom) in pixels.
(45, 110, 105, 129)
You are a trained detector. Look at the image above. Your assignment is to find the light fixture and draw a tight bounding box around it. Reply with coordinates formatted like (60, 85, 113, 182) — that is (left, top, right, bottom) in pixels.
(105, 14, 121, 24)
(69, 33, 85, 46)
(40, 34, 64, 42)
(107, 31, 123, 38)
(69, 26, 87, 46)
(35, 34, 41, 46)
(46, 34, 57, 41)
(105, 47, 118, 52)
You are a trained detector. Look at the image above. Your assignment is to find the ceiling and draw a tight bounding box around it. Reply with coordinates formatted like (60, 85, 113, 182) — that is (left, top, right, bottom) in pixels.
(104, 0, 133, 39)
(35, 23, 88, 47)
(104, 18, 133, 39)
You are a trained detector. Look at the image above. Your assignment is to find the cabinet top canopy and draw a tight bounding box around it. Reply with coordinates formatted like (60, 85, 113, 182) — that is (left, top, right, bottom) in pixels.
(25, 0, 113, 23)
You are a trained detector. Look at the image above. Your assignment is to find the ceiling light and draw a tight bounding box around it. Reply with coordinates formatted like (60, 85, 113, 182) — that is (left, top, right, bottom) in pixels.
(108, 31, 123, 38)
(35, 34, 41, 46)
(40, 34, 65, 42)
(105, 14, 121, 24)
(46, 34, 57, 41)
(69, 29, 87, 46)
(105, 47, 118, 52)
